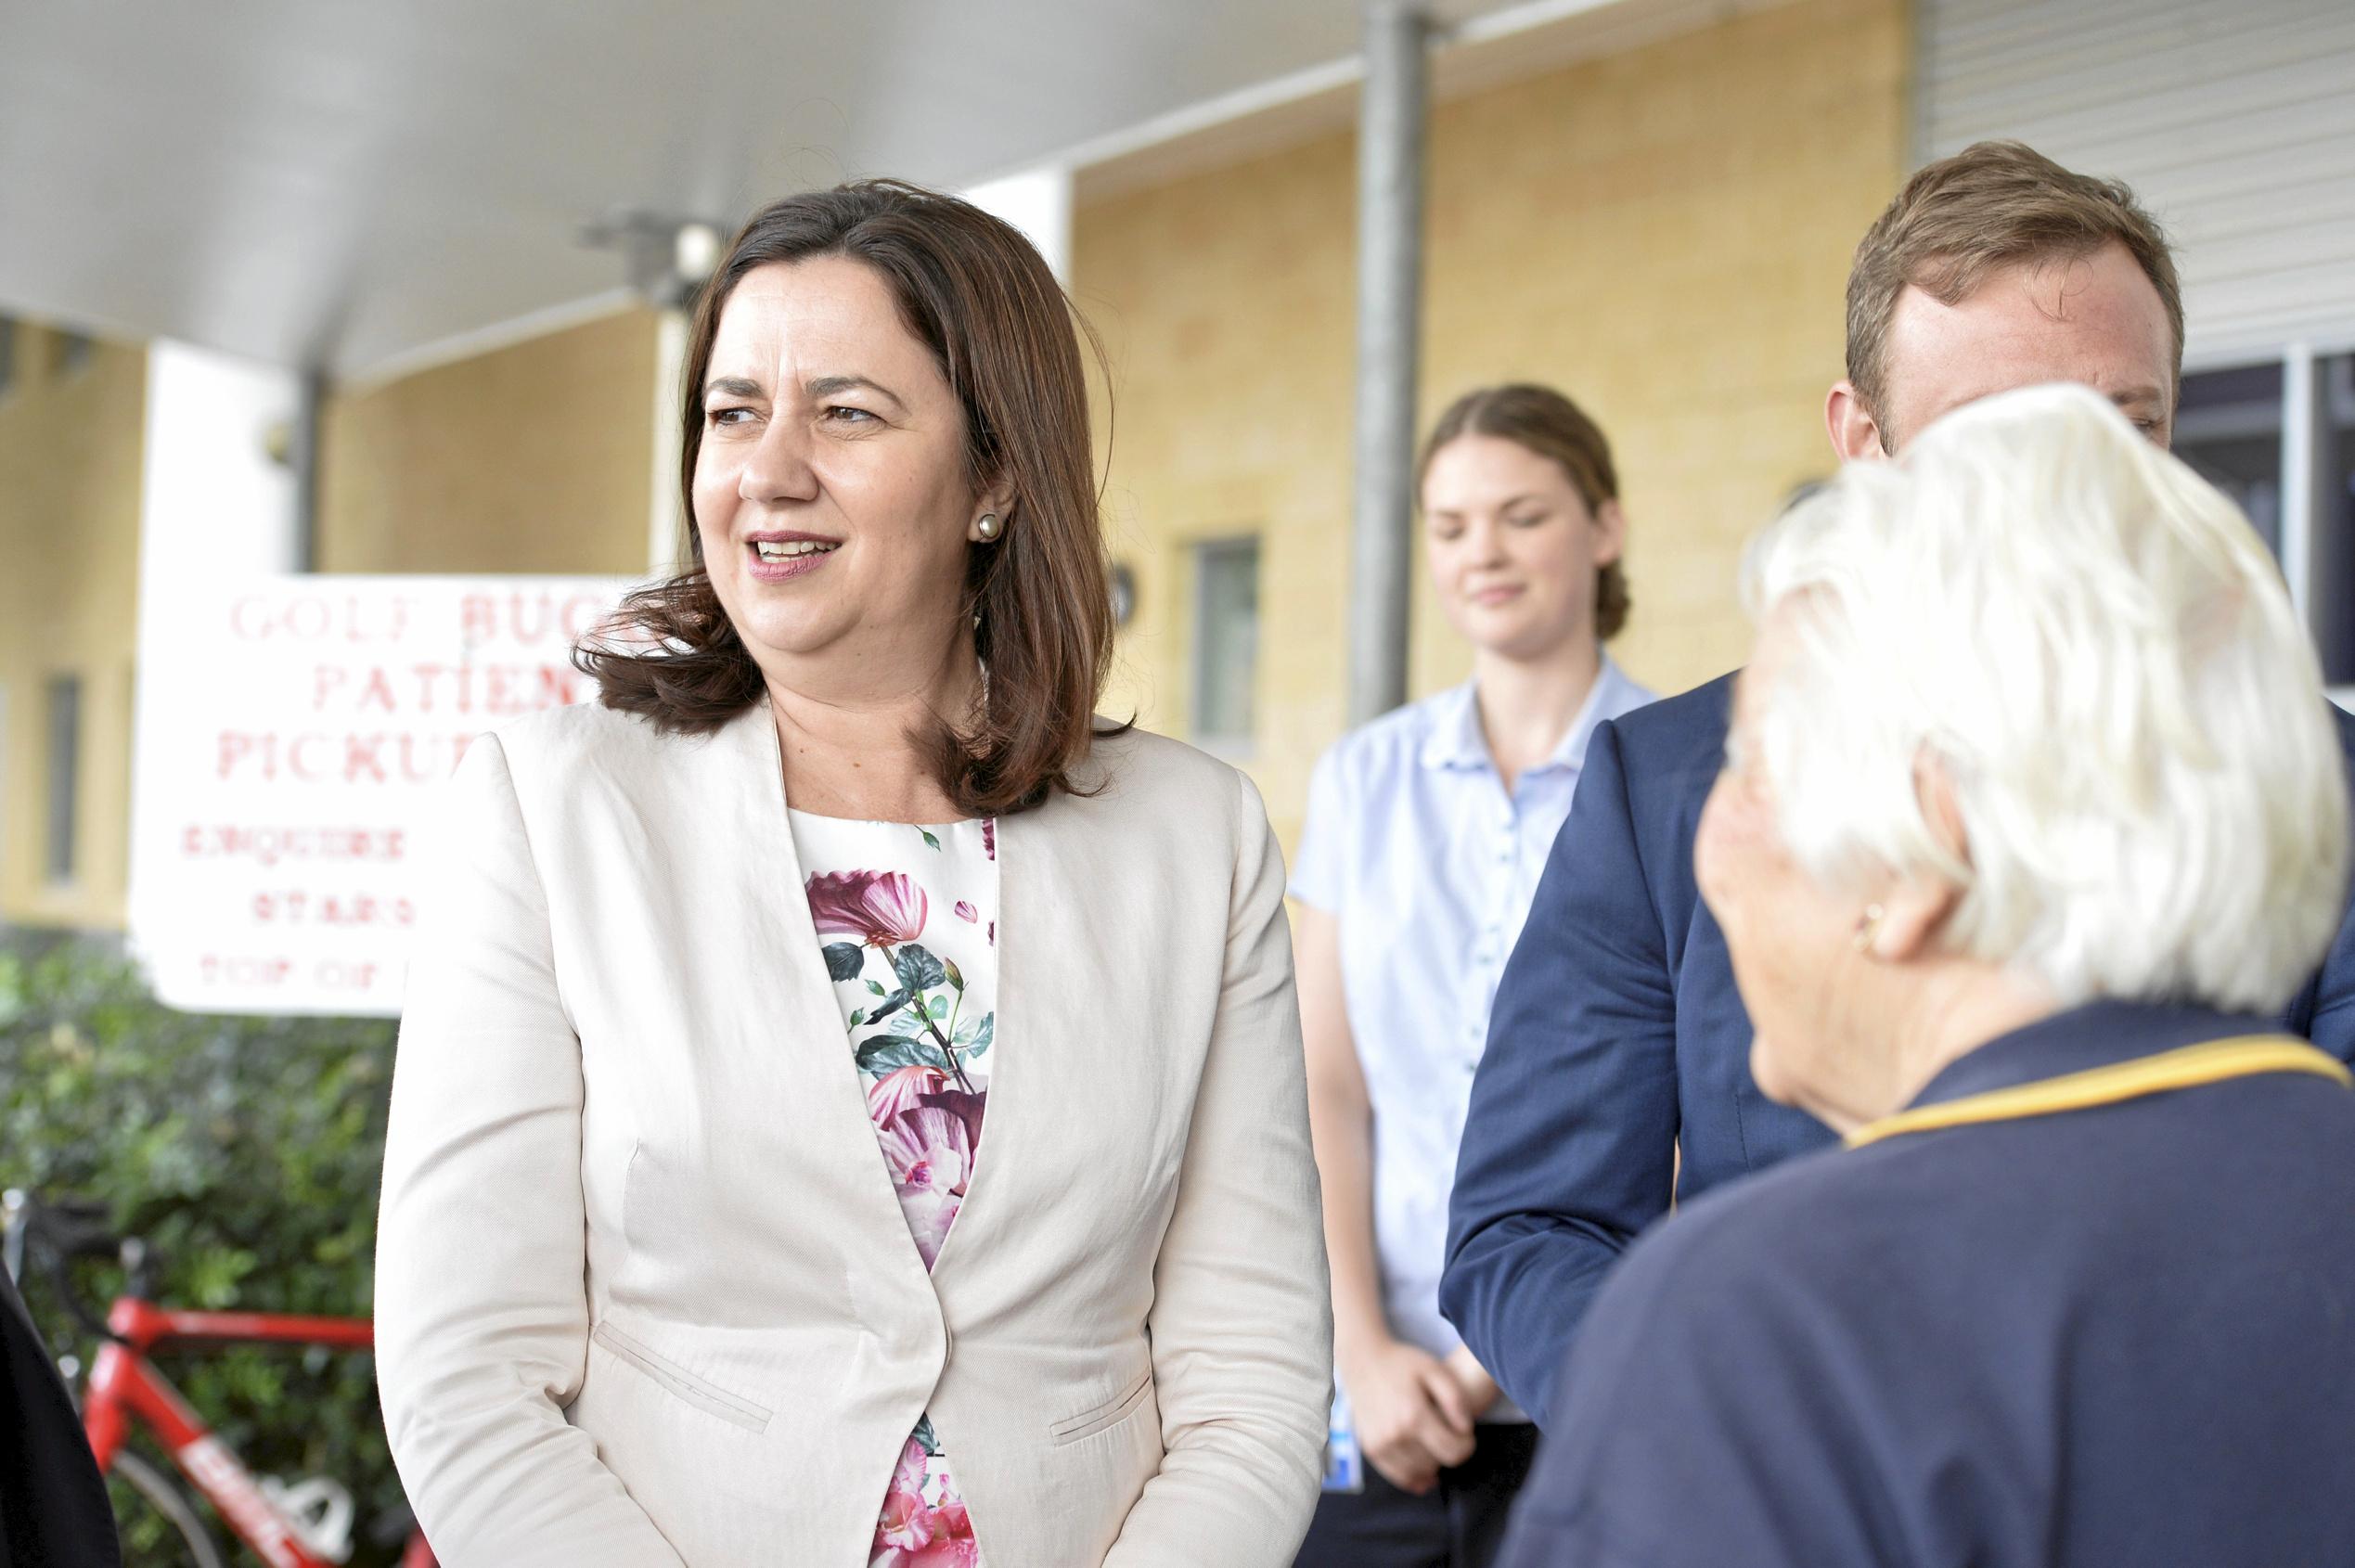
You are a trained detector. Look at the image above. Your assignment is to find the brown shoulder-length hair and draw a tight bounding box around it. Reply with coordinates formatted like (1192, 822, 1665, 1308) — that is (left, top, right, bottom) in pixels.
(575, 179, 1118, 816)
(1416, 383, 1631, 641)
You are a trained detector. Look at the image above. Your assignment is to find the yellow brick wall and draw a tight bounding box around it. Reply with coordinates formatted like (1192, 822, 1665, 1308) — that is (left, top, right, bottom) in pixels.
(1075, 0, 1909, 851)
(316, 307, 661, 574)
(0, 326, 147, 929)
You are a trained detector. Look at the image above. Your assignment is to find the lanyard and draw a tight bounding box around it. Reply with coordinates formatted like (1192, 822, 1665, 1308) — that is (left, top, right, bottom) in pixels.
(1845, 1035, 2354, 1150)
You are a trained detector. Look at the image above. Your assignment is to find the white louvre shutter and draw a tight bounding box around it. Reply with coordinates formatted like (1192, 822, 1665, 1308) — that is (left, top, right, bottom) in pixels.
(1918, 0, 2355, 364)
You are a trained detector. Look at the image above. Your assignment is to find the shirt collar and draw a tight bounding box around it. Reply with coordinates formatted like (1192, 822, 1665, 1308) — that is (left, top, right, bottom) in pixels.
(1416, 657, 1636, 777)
(1904, 998, 2284, 1112)
(1417, 682, 1491, 771)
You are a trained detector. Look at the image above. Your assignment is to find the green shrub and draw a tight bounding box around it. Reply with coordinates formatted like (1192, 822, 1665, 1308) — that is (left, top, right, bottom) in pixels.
(0, 936, 406, 1567)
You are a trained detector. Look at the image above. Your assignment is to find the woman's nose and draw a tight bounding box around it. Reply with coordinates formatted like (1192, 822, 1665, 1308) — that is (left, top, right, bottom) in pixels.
(739, 417, 819, 505)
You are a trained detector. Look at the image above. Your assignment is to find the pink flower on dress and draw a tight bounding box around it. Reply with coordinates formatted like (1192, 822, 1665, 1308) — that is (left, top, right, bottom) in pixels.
(868, 1064, 951, 1125)
(981, 818, 996, 862)
(806, 870, 928, 947)
(870, 1436, 982, 1567)
(873, 1439, 932, 1557)
(873, 1088, 986, 1270)
(909, 1501, 980, 1567)
(954, 900, 978, 924)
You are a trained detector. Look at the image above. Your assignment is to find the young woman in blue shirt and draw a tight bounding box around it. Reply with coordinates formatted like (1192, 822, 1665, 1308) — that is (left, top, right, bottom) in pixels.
(1289, 384, 1653, 1568)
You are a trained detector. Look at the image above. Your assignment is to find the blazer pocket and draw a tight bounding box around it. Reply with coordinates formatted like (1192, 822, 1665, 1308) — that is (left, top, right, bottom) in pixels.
(1049, 1366, 1153, 1446)
(591, 1320, 773, 1433)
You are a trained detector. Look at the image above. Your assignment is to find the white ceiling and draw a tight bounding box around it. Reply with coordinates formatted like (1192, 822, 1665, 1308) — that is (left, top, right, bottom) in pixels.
(0, 0, 1601, 378)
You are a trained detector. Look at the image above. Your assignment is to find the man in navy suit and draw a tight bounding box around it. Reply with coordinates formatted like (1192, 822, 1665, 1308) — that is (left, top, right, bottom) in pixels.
(1440, 138, 2355, 1428)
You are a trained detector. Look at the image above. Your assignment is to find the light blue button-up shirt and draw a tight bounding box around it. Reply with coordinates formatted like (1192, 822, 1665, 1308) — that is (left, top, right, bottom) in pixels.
(1290, 659, 1654, 1374)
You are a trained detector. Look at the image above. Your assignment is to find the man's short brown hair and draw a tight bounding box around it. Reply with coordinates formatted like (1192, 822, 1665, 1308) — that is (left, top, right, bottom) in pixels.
(1845, 140, 2183, 420)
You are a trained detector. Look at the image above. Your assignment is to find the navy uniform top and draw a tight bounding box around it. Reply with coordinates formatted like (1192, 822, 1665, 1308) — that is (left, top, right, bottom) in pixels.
(1498, 1000, 2355, 1568)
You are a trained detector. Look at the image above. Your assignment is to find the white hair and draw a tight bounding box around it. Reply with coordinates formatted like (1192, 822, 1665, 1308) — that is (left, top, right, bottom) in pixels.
(1743, 382, 2349, 1014)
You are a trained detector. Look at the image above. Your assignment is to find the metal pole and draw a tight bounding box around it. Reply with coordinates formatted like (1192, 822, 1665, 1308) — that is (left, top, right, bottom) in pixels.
(646, 223, 719, 577)
(289, 366, 326, 572)
(649, 306, 689, 576)
(1347, 0, 1429, 726)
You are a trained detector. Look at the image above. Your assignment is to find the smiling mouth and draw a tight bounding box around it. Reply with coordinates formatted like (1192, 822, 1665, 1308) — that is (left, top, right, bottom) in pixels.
(753, 540, 840, 560)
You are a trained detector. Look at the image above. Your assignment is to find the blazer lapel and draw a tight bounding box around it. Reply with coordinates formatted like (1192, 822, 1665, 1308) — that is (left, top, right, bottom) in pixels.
(705, 702, 937, 1279)
(926, 740, 1188, 1288)
(922, 789, 1040, 1281)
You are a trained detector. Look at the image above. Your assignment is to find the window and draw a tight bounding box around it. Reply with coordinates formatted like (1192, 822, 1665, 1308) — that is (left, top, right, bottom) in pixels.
(2177, 354, 2355, 691)
(2177, 362, 2285, 562)
(1191, 537, 1260, 752)
(2319, 353, 2355, 687)
(45, 675, 81, 884)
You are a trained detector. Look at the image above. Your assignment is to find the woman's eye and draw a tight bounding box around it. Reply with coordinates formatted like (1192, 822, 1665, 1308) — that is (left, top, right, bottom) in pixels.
(824, 405, 879, 426)
(706, 406, 753, 428)
(1507, 513, 1547, 529)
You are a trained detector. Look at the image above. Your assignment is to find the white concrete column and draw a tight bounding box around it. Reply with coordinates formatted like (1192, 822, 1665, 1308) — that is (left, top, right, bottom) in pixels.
(134, 342, 305, 586)
(125, 342, 304, 954)
(964, 166, 1075, 286)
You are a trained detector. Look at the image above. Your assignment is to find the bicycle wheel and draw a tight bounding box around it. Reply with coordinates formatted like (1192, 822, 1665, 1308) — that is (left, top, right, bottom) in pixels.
(110, 1449, 229, 1568)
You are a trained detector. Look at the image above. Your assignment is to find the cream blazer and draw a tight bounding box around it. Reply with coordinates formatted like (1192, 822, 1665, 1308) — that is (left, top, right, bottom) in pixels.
(375, 700, 1332, 1567)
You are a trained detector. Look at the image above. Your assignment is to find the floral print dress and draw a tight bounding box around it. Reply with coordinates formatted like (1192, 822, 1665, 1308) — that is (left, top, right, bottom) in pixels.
(790, 808, 998, 1568)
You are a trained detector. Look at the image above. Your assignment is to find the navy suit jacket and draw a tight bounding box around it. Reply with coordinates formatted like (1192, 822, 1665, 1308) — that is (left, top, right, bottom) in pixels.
(1440, 672, 2355, 1426)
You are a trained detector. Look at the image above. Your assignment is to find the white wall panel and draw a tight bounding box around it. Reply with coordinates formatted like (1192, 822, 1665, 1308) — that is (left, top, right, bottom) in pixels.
(1920, 0, 2355, 364)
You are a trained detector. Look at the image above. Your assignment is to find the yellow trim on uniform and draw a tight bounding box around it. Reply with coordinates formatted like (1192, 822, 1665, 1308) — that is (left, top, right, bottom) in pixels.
(1845, 1035, 2354, 1150)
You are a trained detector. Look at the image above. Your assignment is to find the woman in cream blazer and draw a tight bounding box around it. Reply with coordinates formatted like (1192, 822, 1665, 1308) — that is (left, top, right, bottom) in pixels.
(375, 181, 1332, 1568)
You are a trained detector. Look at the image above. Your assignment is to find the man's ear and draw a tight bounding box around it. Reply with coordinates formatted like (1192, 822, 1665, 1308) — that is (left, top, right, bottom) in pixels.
(1826, 380, 1893, 463)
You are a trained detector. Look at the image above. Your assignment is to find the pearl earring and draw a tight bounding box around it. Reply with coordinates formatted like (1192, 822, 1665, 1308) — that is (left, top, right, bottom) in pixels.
(1853, 903, 1886, 954)
(974, 513, 1002, 542)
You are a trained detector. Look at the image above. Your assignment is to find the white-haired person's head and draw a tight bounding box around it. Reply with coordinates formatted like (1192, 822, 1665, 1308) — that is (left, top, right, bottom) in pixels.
(1696, 381, 2350, 1129)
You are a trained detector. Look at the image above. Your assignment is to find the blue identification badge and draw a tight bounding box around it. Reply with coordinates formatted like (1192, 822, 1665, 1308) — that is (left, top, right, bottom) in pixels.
(1322, 1388, 1365, 1494)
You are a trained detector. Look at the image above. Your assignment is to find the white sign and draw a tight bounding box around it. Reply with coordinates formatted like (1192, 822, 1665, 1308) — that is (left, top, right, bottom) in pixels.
(127, 576, 631, 1015)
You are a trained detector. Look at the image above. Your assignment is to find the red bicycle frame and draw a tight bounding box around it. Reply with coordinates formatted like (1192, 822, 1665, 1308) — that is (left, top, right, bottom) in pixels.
(82, 1295, 434, 1568)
